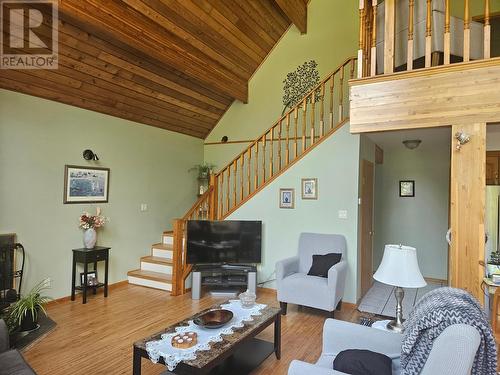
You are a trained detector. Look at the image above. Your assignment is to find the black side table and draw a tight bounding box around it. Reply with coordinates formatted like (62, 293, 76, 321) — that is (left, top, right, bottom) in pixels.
(71, 246, 110, 304)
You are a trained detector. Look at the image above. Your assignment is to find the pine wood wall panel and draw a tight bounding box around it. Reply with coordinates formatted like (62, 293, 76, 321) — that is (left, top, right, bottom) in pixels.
(449, 122, 486, 304)
(0, 1, 294, 138)
(349, 58, 500, 133)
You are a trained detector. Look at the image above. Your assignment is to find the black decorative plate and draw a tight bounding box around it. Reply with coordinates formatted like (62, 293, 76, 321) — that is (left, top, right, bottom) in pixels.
(193, 309, 233, 329)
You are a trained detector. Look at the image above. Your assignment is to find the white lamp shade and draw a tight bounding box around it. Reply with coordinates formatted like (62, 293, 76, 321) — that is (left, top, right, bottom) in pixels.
(373, 244, 427, 288)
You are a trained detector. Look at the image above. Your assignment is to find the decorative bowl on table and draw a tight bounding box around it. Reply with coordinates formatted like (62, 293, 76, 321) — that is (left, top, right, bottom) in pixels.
(193, 309, 233, 329)
(238, 289, 256, 308)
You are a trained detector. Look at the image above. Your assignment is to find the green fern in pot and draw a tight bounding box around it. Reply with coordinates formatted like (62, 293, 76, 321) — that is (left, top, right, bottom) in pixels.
(7, 279, 52, 332)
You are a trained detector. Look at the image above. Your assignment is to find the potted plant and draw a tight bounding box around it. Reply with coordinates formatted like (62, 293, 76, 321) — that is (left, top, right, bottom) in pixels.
(7, 279, 51, 332)
(487, 251, 500, 277)
(189, 163, 216, 195)
(189, 163, 216, 179)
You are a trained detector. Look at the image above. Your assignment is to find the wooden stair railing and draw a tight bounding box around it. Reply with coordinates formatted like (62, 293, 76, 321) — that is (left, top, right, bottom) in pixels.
(357, 0, 492, 78)
(170, 57, 357, 296)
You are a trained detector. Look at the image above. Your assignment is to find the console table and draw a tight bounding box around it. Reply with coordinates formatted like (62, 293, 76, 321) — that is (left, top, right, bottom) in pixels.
(71, 246, 110, 304)
(191, 265, 257, 300)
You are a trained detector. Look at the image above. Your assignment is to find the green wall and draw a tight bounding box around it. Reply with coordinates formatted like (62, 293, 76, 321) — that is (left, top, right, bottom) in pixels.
(226, 125, 361, 304)
(373, 141, 450, 280)
(204, 0, 359, 170)
(0, 90, 203, 299)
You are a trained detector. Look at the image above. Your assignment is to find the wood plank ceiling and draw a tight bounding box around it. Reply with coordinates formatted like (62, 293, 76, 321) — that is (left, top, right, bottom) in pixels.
(0, 0, 308, 138)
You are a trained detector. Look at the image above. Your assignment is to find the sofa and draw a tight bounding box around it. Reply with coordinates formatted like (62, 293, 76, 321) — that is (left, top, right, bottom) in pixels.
(0, 319, 37, 375)
(288, 319, 481, 375)
(276, 233, 347, 316)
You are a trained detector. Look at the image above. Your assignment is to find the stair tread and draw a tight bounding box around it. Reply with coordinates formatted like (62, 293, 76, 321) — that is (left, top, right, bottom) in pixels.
(127, 269, 172, 282)
(140, 256, 173, 265)
(152, 243, 173, 250)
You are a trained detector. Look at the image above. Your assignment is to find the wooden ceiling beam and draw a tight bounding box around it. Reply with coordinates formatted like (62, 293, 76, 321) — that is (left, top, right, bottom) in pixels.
(60, 0, 249, 103)
(274, 0, 307, 34)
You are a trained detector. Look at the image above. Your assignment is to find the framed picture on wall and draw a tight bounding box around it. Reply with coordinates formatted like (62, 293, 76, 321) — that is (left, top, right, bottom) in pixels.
(64, 165, 110, 204)
(279, 188, 295, 209)
(399, 180, 415, 197)
(301, 178, 318, 199)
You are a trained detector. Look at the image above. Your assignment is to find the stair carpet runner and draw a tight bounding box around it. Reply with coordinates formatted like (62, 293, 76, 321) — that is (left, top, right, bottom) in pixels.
(127, 232, 176, 291)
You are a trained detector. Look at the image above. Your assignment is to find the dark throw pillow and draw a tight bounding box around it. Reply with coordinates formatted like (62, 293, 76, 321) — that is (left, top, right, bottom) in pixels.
(307, 252, 341, 277)
(333, 349, 392, 375)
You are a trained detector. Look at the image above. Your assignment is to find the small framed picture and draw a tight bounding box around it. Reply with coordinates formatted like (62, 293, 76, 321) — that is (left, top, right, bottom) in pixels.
(399, 180, 415, 197)
(279, 188, 295, 209)
(301, 178, 318, 199)
(64, 165, 110, 204)
(80, 271, 98, 286)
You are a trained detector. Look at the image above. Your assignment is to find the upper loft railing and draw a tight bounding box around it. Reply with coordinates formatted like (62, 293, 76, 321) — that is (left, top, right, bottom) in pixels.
(357, 0, 493, 78)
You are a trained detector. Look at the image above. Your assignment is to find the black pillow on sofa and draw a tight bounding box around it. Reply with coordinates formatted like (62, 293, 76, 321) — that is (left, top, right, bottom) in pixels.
(333, 349, 392, 375)
(307, 253, 341, 277)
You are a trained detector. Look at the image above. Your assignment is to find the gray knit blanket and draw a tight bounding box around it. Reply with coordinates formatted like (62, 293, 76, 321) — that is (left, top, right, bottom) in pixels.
(401, 287, 497, 375)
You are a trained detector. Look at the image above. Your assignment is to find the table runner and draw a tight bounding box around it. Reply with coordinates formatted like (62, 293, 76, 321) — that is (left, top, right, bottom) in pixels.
(146, 300, 267, 371)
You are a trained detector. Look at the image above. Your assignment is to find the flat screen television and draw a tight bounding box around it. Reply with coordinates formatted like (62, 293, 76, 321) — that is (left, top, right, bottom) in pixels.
(186, 220, 262, 265)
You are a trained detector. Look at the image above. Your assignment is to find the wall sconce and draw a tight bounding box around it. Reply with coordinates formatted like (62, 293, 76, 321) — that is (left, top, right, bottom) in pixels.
(83, 149, 99, 161)
(402, 139, 422, 150)
(221, 136, 228, 143)
(455, 132, 470, 150)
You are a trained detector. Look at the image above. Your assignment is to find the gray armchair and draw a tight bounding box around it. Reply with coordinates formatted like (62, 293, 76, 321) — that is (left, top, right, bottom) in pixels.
(276, 233, 348, 316)
(0, 319, 37, 375)
(288, 319, 480, 375)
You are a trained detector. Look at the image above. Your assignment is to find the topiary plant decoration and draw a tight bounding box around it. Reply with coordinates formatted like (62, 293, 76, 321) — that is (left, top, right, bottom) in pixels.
(282, 60, 322, 116)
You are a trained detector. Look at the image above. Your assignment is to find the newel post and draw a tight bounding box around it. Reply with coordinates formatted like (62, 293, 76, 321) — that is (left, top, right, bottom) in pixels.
(171, 218, 184, 296)
(209, 174, 218, 220)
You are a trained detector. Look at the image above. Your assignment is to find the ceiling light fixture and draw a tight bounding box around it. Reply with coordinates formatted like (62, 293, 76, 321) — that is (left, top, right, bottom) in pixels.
(402, 139, 422, 150)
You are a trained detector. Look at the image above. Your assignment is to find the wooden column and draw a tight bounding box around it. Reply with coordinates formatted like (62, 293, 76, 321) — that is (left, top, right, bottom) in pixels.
(444, 0, 451, 65)
(358, 0, 366, 78)
(484, 0, 491, 59)
(449, 122, 486, 304)
(425, 0, 432, 68)
(407, 0, 415, 70)
(384, 0, 395, 74)
(171, 219, 184, 296)
(370, 0, 377, 76)
(463, 0, 470, 62)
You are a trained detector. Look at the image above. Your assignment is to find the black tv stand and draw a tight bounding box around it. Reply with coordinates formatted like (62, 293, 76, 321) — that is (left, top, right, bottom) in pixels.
(191, 264, 257, 300)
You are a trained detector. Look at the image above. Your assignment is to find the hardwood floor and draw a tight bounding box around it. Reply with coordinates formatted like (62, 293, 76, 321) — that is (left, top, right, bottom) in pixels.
(23, 283, 360, 375)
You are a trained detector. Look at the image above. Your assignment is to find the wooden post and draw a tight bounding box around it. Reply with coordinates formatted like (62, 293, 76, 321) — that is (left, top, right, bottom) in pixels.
(449, 122, 486, 305)
(463, 0, 470, 62)
(319, 84, 325, 137)
(444, 0, 451, 65)
(171, 219, 184, 296)
(302, 100, 307, 152)
(384, 0, 395, 74)
(286, 113, 290, 165)
(484, 0, 491, 59)
(370, 0, 377, 76)
(310, 92, 315, 145)
(294, 107, 298, 158)
(407, 0, 415, 70)
(209, 174, 217, 220)
(358, 0, 365, 78)
(254, 142, 259, 189)
(269, 129, 274, 179)
(425, 0, 432, 68)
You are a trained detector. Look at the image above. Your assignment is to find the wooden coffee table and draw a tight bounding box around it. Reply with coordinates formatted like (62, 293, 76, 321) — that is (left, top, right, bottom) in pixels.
(133, 302, 281, 374)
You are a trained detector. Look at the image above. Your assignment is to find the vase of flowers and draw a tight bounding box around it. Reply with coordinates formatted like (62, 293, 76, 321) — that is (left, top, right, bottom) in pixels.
(79, 207, 108, 249)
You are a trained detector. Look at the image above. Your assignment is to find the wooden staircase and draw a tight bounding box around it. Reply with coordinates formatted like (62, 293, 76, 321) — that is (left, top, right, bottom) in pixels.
(128, 57, 357, 296)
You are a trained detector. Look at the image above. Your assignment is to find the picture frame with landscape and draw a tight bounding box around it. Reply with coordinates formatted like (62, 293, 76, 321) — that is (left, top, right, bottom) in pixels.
(64, 165, 110, 204)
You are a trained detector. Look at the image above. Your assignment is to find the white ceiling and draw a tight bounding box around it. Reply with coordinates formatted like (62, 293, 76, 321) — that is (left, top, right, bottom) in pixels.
(366, 127, 451, 150)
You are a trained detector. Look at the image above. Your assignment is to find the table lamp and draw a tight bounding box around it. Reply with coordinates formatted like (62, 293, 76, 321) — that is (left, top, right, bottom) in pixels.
(373, 244, 426, 333)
